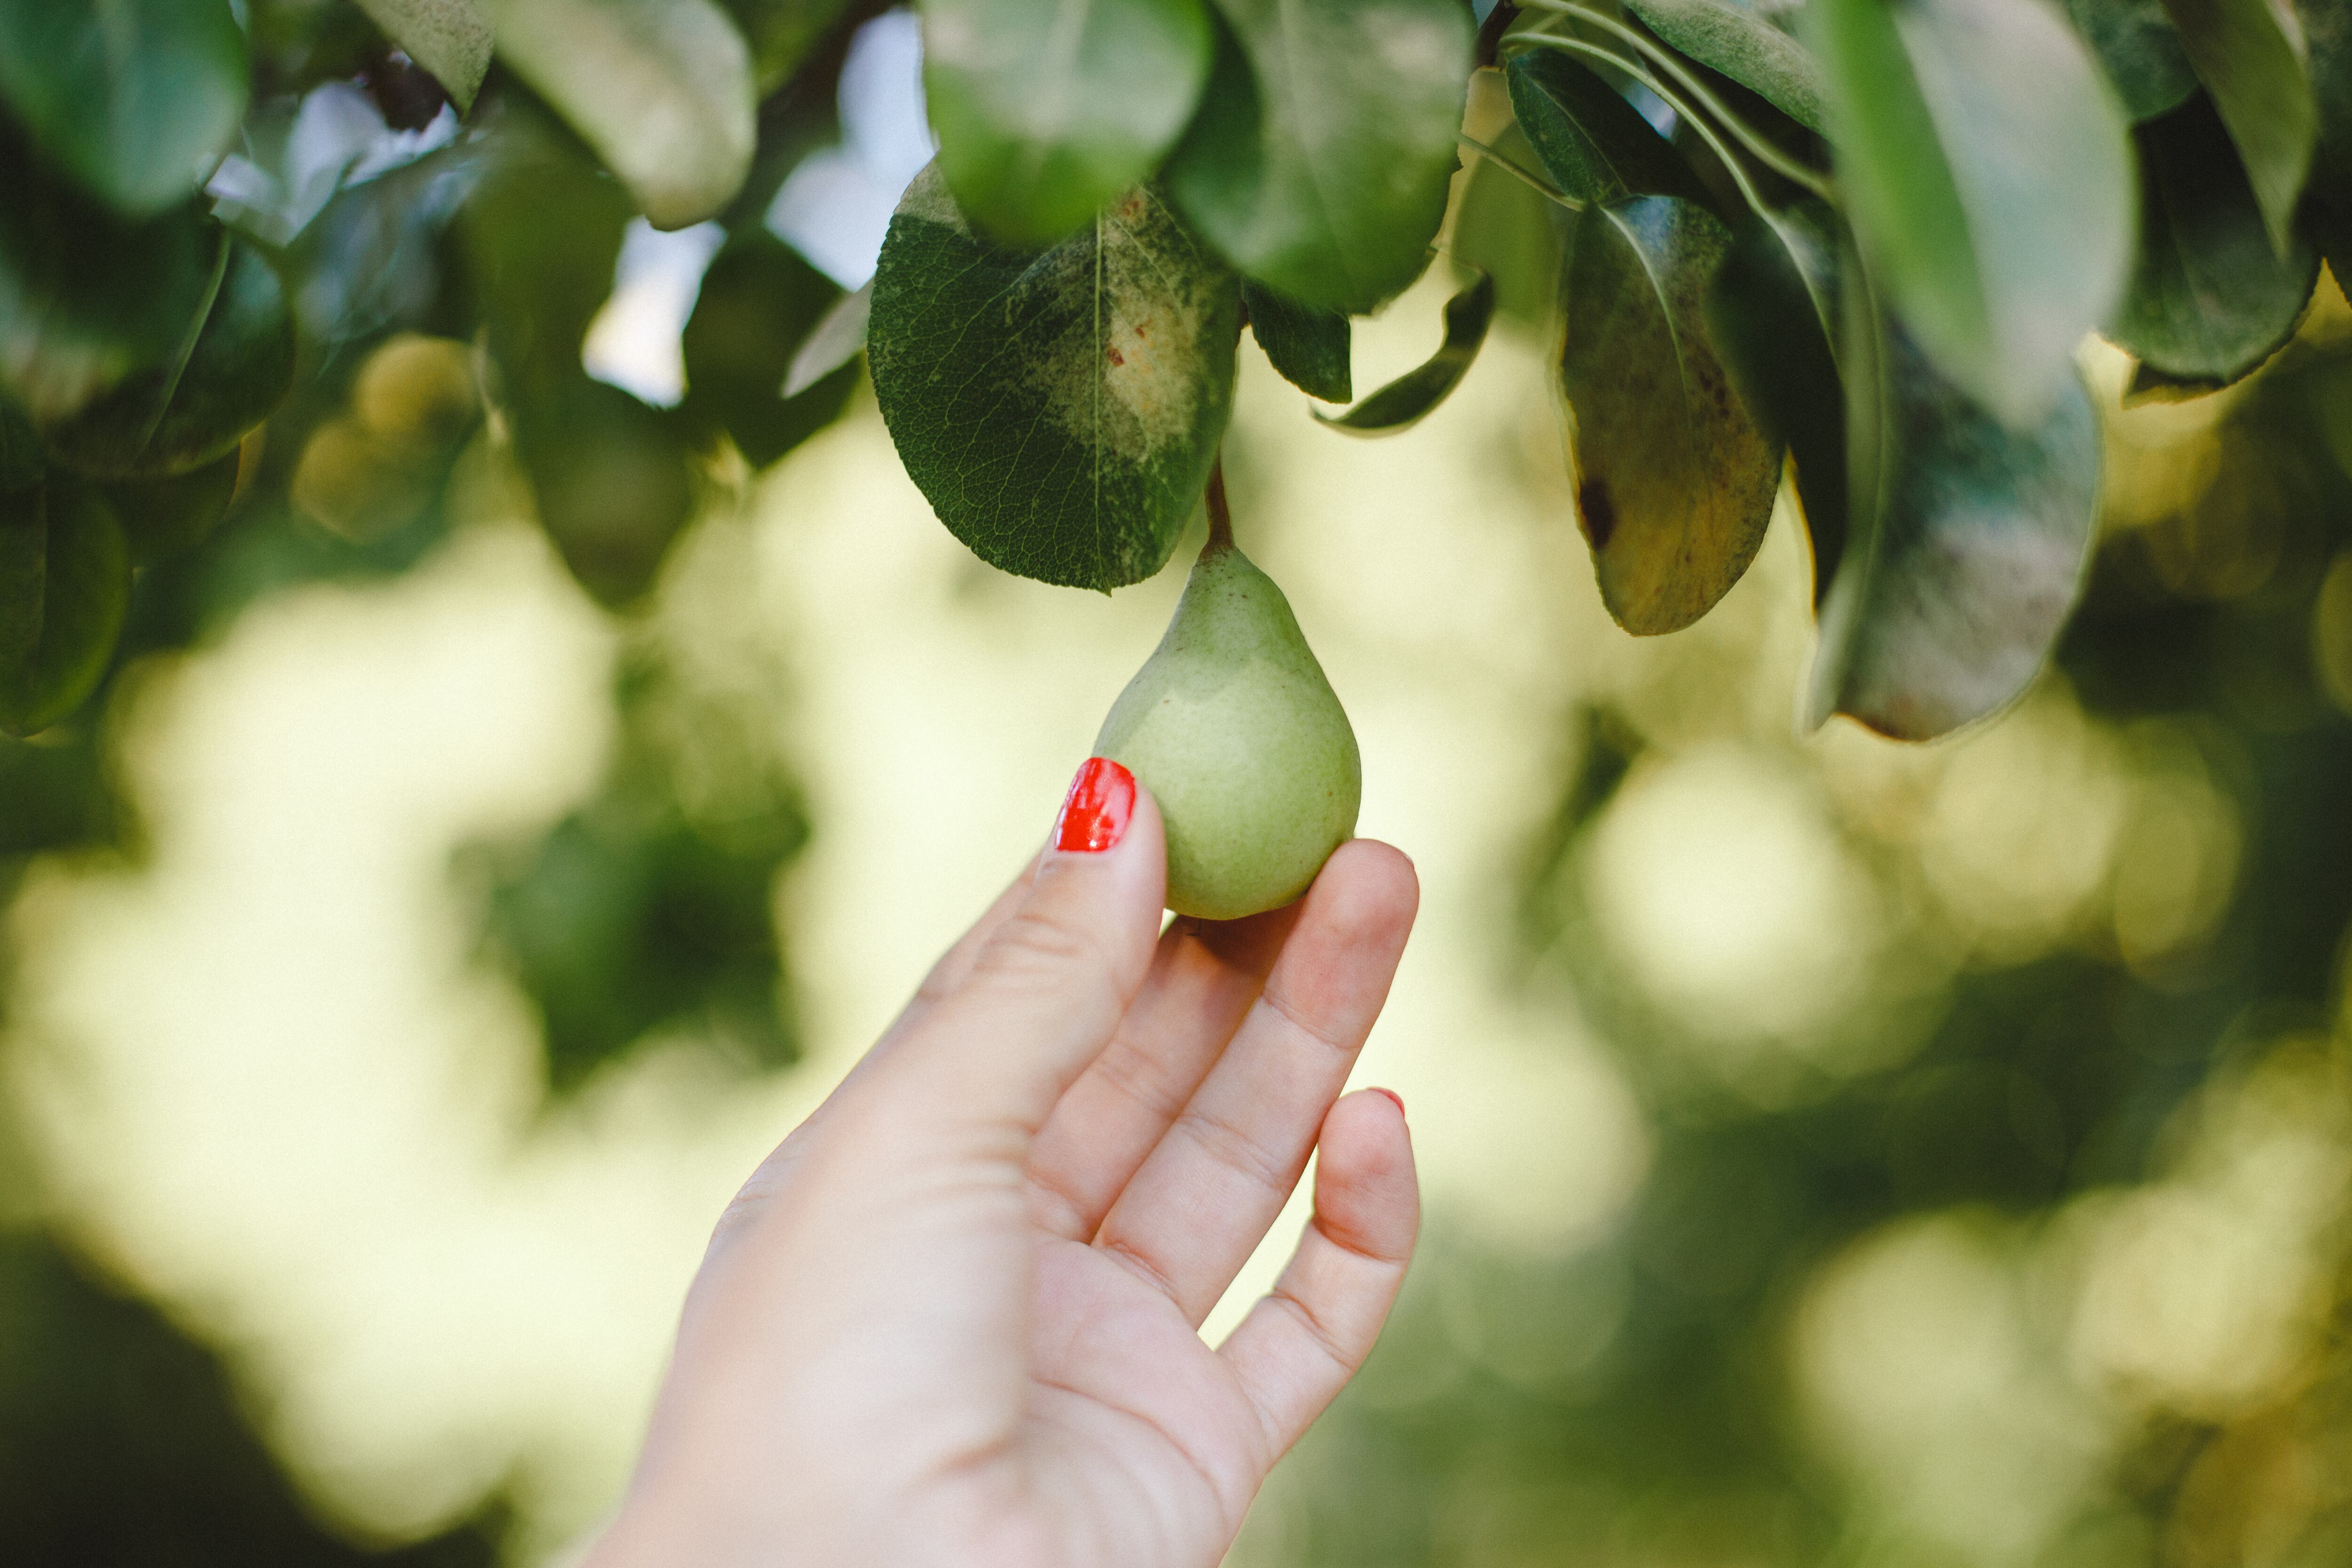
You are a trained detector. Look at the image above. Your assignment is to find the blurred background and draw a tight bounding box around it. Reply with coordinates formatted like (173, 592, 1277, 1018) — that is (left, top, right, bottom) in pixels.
(12, 6, 2352, 1568)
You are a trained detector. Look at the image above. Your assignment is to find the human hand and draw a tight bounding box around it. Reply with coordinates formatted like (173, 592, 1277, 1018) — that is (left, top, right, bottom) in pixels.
(586, 758, 1421, 1568)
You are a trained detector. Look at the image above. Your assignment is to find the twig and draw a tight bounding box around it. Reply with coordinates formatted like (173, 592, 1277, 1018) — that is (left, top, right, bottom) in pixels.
(1458, 132, 1585, 212)
(1205, 459, 1234, 553)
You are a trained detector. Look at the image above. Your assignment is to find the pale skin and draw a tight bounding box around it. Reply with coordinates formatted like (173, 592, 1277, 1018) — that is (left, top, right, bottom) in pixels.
(585, 786, 1422, 1568)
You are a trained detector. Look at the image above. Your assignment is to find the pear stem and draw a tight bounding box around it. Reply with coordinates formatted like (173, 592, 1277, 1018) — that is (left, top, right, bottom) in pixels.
(1205, 459, 1234, 555)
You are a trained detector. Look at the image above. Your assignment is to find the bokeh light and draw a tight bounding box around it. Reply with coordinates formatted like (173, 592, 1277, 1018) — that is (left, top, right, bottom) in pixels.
(16, 146, 2352, 1568)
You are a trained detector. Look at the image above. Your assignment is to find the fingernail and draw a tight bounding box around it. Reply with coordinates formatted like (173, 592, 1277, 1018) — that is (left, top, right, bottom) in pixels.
(1054, 757, 1136, 853)
(1372, 1087, 1406, 1123)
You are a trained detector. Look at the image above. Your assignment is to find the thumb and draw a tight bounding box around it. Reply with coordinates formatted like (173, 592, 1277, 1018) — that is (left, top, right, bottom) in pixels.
(891, 757, 1167, 1133)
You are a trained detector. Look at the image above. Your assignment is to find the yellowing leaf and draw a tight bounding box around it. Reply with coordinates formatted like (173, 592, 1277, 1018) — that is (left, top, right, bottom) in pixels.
(1560, 196, 1780, 635)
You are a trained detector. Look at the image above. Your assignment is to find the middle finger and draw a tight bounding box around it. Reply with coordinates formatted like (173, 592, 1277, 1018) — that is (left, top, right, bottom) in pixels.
(1024, 902, 1299, 1241)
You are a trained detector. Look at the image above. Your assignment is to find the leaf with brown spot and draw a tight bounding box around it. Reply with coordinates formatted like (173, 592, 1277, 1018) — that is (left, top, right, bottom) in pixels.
(1557, 194, 1780, 636)
(869, 167, 1238, 589)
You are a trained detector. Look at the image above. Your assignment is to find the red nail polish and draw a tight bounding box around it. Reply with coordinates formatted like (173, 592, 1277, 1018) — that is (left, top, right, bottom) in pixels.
(1371, 1087, 1406, 1123)
(1055, 757, 1136, 852)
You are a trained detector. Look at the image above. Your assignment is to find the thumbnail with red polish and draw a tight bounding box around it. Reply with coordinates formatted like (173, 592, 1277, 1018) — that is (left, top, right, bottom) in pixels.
(1055, 757, 1135, 853)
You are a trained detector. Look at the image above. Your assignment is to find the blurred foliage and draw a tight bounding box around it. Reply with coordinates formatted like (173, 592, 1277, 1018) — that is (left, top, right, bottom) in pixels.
(1235, 295, 2352, 1568)
(0, 0, 824, 1105)
(0, 11, 828, 1554)
(460, 644, 810, 1092)
(11, 2, 2352, 1565)
(0, 1228, 505, 1566)
(21, 0, 2326, 756)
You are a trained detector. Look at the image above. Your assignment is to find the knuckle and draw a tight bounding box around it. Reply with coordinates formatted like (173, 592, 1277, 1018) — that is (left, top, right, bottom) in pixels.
(1272, 1286, 1358, 1373)
(1089, 1033, 1192, 1123)
(1099, 1231, 1185, 1304)
(1025, 1163, 1094, 1238)
(1176, 1103, 1293, 1194)
(1260, 987, 1357, 1057)
(976, 903, 1116, 990)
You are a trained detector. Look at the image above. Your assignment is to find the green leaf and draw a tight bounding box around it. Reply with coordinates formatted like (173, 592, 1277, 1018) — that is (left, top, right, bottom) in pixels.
(489, 0, 757, 228)
(922, 0, 1212, 249)
(1505, 50, 1716, 208)
(1316, 271, 1494, 436)
(784, 279, 870, 398)
(1447, 118, 1567, 330)
(2122, 358, 2228, 401)
(0, 0, 248, 217)
(0, 133, 215, 422)
(0, 482, 130, 737)
(483, 806, 796, 1088)
(715, 0, 850, 94)
(682, 232, 858, 470)
(1706, 202, 1848, 603)
(101, 449, 241, 565)
(1809, 296, 2100, 740)
(1623, 0, 1830, 132)
(869, 168, 1239, 589)
(353, 0, 495, 111)
(476, 650, 807, 1091)
(0, 398, 40, 492)
(2298, 0, 2352, 272)
(510, 377, 698, 607)
(42, 237, 296, 481)
(0, 490, 35, 672)
(1808, 0, 2135, 426)
(1164, 0, 1473, 313)
(461, 110, 693, 601)
(241, 3, 384, 93)
(2159, 0, 2317, 253)
(1559, 196, 1780, 636)
(2062, 0, 2200, 120)
(462, 105, 636, 384)
(2111, 90, 2319, 389)
(1242, 280, 1350, 403)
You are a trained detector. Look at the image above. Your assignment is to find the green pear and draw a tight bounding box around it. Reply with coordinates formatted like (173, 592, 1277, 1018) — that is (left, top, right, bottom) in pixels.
(1094, 528, 1360, 920)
